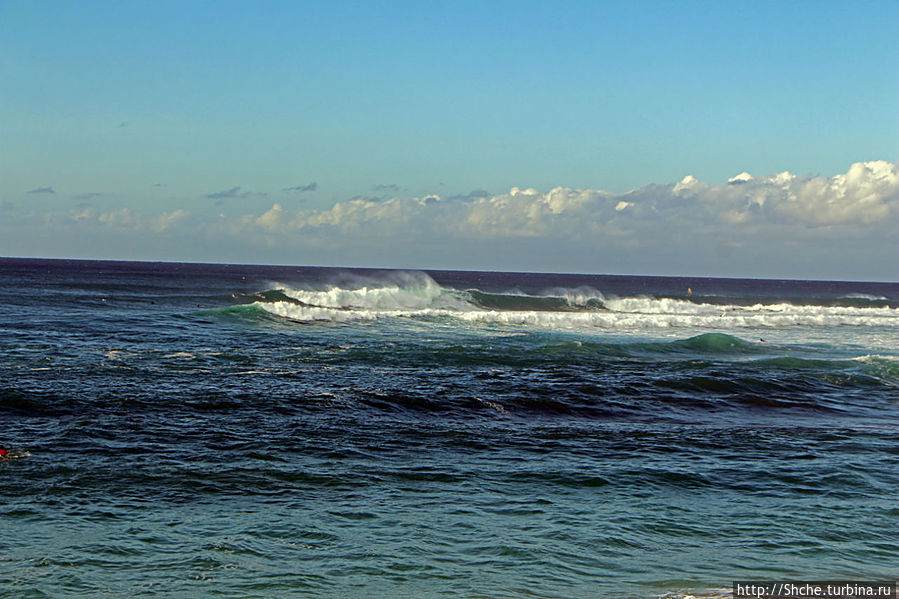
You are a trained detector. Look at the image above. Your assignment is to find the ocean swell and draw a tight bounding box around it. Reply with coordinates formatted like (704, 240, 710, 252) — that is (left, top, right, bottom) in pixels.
(247, 274, 898, 331)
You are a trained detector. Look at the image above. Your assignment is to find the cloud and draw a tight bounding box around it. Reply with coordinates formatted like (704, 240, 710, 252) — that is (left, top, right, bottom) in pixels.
(22, 204, 189, 231)
(447, 189, 493, 201)
(27, 186, 55, 194)
(727, 172, 753, 185)
(373, 183, 400, 193)
(204, 186, 252, 200)
(282, 182, 318, 193)
(255, 203, 284, 231)
(98, 208, 140, 227)
(152, 209, 189, 232)
(31, 161, 899, 237)
(75, 192, 107, 200)
(190, 161, 897, 243)
(4, 161, 896, 279)
(204, 186, 268, 202)
(665, 160, 897, 227)
(230, 160, 895, 276)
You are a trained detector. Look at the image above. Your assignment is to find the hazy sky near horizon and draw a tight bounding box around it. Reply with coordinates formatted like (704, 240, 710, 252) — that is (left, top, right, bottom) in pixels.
(1, 1, 897, 279)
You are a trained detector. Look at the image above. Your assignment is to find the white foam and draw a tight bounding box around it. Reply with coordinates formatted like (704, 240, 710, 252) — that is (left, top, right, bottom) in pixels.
(604, 296, 719, 314)
(275, 272, 469, 311)
(261, 302, 380, 322)
(258, 299, 899, 331)
(851, 354, 899, 364)
(104, 350, 130, 361)
(253, 274, 898, 332)
(841, 293, 889, 301)
(542, 286, 606, 307)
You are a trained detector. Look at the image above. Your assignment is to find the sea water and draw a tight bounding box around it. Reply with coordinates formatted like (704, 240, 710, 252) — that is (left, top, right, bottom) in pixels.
(1, 258, 897, 598)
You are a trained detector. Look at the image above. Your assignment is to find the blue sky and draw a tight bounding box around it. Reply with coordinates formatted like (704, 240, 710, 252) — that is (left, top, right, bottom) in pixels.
(1, 1, 897, 279)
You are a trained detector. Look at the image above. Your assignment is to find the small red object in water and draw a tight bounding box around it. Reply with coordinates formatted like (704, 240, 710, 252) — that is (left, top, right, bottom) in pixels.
(0, 448, 8, 457)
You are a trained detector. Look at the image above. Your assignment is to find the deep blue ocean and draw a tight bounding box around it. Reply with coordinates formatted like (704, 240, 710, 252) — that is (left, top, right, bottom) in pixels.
(1, 258, 897, 598)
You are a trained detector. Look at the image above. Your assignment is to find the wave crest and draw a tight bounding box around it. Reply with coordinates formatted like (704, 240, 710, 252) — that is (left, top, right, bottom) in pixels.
(236, 272, 899, 331)
(275, 271, 469, 311)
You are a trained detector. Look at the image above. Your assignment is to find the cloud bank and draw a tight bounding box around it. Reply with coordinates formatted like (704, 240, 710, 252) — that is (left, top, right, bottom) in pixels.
(3, 161, 897, 280)
(242, 161, 897, 236)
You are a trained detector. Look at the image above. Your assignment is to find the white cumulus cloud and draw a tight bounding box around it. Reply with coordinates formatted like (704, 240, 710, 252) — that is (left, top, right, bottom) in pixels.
(3, 161, 896, 279)
(221, 161, 896, 252)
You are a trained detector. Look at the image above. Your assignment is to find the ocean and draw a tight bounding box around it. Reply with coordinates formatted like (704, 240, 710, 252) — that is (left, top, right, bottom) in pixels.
(1, 258, 897, 598)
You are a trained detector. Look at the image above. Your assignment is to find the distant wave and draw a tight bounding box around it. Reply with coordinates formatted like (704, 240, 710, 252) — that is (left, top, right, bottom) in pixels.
(840, 292, 890, 303)
(234, 272, 899, 331)
(468, 288, 607, 311)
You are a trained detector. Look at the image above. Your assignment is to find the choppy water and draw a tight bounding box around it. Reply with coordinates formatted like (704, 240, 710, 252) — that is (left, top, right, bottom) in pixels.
(1, 258, 897, 598)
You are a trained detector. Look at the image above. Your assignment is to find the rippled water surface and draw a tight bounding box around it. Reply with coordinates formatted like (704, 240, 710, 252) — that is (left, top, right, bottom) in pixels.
(1, 259, 897, 598)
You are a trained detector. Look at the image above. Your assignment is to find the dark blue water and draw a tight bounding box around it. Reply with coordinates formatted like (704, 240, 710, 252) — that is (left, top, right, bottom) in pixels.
(1, 258, 897, 598)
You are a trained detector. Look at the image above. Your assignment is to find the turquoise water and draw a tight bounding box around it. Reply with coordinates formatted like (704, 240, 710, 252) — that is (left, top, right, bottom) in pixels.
(1, 259, 897, 598)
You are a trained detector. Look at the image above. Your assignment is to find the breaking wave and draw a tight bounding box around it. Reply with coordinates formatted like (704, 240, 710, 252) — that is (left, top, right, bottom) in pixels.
(228, 272, 899, 331)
